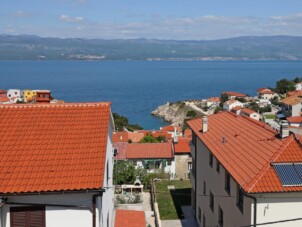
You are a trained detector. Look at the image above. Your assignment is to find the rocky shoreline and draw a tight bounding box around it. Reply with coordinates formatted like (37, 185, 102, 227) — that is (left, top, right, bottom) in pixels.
(151, 101, 204, 126)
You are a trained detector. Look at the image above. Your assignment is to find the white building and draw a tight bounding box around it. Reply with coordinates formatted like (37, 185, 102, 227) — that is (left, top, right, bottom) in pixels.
(188, 112, 302, 227)
(0, 102, 115, 227)
(223, 99, 243, 111)
(240, 108, 260, 121)
(114, 142, 175, 177)
(257, 88, 277, 100)
(6, 89, 22, 102)
(281, 95, 302, 117)
(295, 82, 302, 91)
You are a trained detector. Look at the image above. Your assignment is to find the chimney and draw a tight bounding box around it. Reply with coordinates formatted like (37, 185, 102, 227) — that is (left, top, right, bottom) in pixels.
(280, 120, 289, 139)
(202, 115, 208, 132)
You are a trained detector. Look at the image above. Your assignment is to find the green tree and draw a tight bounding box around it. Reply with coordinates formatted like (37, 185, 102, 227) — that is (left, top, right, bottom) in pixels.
(235, 97, 246, 103)
(293, 77, 302, 83)
(275, 79, 295, 94)
(220, 93, 229, 107)
(113, 161, 136, 185)
(140, 134, 161, 143)
(186, 110, 197, 118)
(113, 112, 143, 131)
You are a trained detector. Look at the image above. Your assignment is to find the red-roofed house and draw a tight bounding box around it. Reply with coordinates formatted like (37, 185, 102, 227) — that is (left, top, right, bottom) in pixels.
(240, 108, 260, 121)
(173, 137, 192, 180)
(0, 90, 7, 98)
(123, 143, 175, 176)
(114, 209, 146, 227)
(223, 99, 243, 111)
(0, 97, 10, 104)
(287, 116, 302, 127)
(257, 88, 277, 100)
(288, 90, 302, 97)
(207, 97, 220, 107)
(281, 95, 302, 117)
(223, 91, 247, 99)
(0, 102, 115, 227)
(188, 112, 302, 227)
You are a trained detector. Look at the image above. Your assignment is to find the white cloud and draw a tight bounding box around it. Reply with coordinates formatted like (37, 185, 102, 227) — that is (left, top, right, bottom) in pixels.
(59, 15, 84, 23)
(3, 13, 302, 40)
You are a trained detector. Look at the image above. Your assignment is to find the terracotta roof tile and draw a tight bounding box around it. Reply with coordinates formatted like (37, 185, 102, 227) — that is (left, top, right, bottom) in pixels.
(126, 143, 173, 159)
(287, 116, 302, 123)
(257, 88, 274, 94)
(187, 112, 302, 193)
(174, 137, 191, 153)
(115, 209, 146, 227)
(241, 108, 256, 115)
(113, 142, 128, 160)
(281, 95, 302, 106)
(161, 125, 182, 132)
(0, 102, 111, 194)
(223, 91, 247, 97)
(288, 90, 302, 97)
(207, 97, 220, 103)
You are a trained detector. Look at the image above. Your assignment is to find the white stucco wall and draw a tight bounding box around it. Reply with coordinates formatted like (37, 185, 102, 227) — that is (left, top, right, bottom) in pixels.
(7, 90, 21, 99)
(1, 194, 93, 227)
(255, 193, 302, 227)
(193, 138, 252, 227)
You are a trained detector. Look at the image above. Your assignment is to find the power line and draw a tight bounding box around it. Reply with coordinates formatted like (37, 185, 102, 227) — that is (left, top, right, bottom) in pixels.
(241, 217, 302, 227)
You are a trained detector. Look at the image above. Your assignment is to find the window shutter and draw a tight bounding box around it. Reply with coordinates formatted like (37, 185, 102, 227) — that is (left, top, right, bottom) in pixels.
(10, 206, 45, 227)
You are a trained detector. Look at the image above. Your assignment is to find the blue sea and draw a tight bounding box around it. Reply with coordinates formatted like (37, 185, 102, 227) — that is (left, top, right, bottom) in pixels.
(1, 61, 302, 129)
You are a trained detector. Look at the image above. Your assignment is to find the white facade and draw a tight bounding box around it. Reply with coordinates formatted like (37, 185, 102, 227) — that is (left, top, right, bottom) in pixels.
(295, 83, 302, 91)
(7, 89, 22, 101)
(259, 93, 276, 100)
(223, 100, 243, 111)
(132, 159, 175, 177)
(191, 133, 302, 227)
(0, 121, 115, 227)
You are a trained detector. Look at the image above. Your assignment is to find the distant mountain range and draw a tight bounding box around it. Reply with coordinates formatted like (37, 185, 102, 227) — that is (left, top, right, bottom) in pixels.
(1, 34, 302, 60)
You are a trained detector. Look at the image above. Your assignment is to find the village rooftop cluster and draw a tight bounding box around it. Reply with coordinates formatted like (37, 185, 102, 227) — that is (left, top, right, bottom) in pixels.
(0, 80, 301, 227)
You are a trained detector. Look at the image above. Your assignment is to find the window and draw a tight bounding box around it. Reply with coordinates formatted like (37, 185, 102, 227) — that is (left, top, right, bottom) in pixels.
(167, 160, 172, 166)
(216, 161, 220, 173)
(203, 181, 206, 195)
(132, 160, 137, 166)
(10, 206, 45, 227)
(218, 206, 223, 227)
(209, 191, 214, 211)
(237, 186, 244, 212)
(198, 207, 201, 222)
(209, 153, 213, 167)
(106, 161, 109, 185)
(225, 173, 231, 194)
(188, 162, 192, 170)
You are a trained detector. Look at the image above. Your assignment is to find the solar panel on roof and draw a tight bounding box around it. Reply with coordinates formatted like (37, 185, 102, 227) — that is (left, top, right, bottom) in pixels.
(294, 164, 302, 178)
(274, 164, 302, 186)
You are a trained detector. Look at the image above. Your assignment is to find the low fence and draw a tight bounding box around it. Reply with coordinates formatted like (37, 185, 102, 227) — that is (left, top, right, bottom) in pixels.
(151, 180, 161, 227)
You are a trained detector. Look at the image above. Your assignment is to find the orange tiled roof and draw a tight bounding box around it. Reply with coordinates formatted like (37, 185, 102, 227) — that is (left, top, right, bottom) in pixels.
(174, 137, 191, 153)
(241, 108, 256, 115)
(223, 91, 247, 97)
(257, 88, 274, 94)
(113, 142, 128, 160)
(126, 143, 173, 159)
(128, 132, 145, 143)
(115, 209, 146, 227)
(207, 97, 220, 103)
(287, 116, 302, 123)
(161, 125, 181, 132)
(288, 90, 302, 97)
(225, 99, 240, 105)
(0, 97, 10, 102)
(231, 106, 243, 111)
(187, 112, 302, 193)
(0, 102, 112, 194)
(281, 95, 302, 106)
(112, 132, 129, 143)
(184, 129, 192, 138)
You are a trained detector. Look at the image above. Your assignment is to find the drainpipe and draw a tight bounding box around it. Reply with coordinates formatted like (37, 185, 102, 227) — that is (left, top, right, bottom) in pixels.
(243, 192, 257, 227)
(92, 192, 103, 227)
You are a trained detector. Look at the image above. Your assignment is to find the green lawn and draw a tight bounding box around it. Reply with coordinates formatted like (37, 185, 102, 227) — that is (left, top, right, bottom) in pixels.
(264, 114, 276, 119)
(155, 180, 191, 220)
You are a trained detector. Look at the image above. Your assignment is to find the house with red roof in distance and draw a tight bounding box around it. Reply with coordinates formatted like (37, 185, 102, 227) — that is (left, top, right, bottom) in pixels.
(280, 95, 302, 117)
(160, 125, 182, 138)
(257, 88, 277, 100)
(173, 137, 192, 180)
(223, 99, 243, 111)
(0, 97, 10, 104)
(223, 91, 247, 100)
(114, 143, 175, 176)
(0, 102, 115, 227)
(34, 90, 51, 103)
(240, 108, 261, 121)
(0, 90, 7, 98)
(207, 97, 220, 107)
(287, 116, 302, 128)
(188, 112, 302, 227)
(287, 90, 302, 97)
(231, 106, 243, 115)
(6, 89, 22, 103)
(295, 82, 302, 91)
(112, 131, 144, 143)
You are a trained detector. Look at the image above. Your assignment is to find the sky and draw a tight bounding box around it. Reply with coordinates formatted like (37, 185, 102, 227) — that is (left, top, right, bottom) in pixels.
(1, 0, 302, 40)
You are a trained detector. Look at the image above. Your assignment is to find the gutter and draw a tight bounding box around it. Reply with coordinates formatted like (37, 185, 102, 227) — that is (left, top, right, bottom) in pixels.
(92, 192, 103, 227)
(243, 191, 257, 227)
